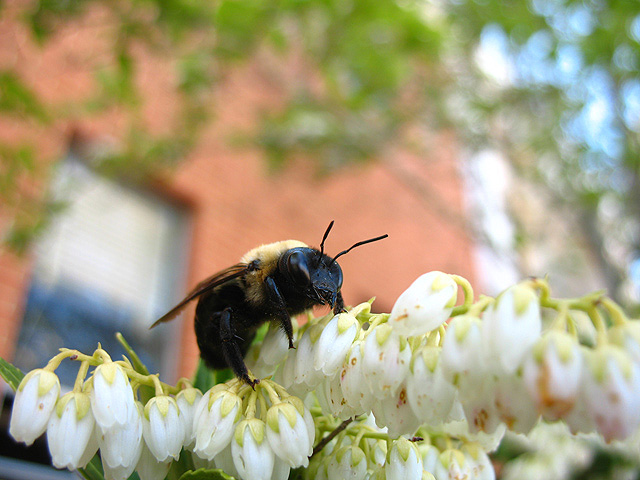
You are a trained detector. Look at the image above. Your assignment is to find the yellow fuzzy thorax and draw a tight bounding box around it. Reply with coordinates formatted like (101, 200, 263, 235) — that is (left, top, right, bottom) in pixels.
(241, 240, 308, 305)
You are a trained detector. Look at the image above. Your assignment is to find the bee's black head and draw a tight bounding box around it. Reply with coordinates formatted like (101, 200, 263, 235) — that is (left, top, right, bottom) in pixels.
(278, 221, 387, 308)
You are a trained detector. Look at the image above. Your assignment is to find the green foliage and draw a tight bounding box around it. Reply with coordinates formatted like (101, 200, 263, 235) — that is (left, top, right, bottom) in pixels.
(0, 356, 25, 391)
(0, 71, 49, 121)
(2, 0, 639, 312)
(178, 468, 236, 480)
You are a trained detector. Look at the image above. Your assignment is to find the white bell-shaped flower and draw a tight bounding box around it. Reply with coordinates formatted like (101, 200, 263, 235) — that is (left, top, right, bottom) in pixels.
(327, 446, 367, 480)
(314, 312, 359, 376)
(419, 443, 442, 475)
(339, 341, 374, 414)
(406, 345, 457, 425)
(176, 387, 203, 448)
(213, 443, 240, 479)
(522, 330, 583, 421)
(46, 391, 95, 470)
(266, 399, 312, 468)
(10, 368, 60, 446)
(272, 456, 292, 480)
(609, 320, 640, 364)
(98, 400, 143, 479)
(436, 448, 472, 480)
(481, 285, 541, 374)
(582, 344, 640, 441)
(76, 427, 100, 470)
(385, 437, 423, 480)
(389, 271, 458, 337)
(371, 380, 421, 439)
(135, 442, 172, 480)
(231, 418, 275, 480)
(285, 322, 325, 396)
(316, 372, 360, 420)
(90, 362, 136, 429)
(461, 442, 496, 480)
(440, 315, 485, 380)
(493, 368, 540, 435)
(361, 324, 411, 397)
(142, 395, 185, 462)
(261, 321, 293, 367)
(192, 386, 241, 460)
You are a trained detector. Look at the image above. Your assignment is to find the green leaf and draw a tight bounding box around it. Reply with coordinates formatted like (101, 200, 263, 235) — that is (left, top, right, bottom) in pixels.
(0, 356, 25, 391)
(76, 454, 105, 480)
(178, 468, 236, 480)
(192, 359, 215, 392)
(116, 333, 150, 376)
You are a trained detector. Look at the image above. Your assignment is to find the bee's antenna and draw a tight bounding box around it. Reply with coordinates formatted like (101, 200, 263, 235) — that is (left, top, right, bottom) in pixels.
(320, 220, 335, 257)
(330, 233, 388, 265)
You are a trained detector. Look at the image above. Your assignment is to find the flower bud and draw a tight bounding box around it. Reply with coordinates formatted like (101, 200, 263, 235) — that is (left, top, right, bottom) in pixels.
(98, 400, 143, 477)
(582, 345, 640, 441)
(314, 312, 359, 376)
(482, 285, 541, 374)
(10, 369, 60, 446)
(362, 324, 411, 397)
(231, 418, 275, 480)
(142, 395, 185, 461)
(46, 391, 95, 470)
(327, 446, 367, 480)
(266, 400, 312, 468)
(340, 341, 374, 413)
(192, 386, 241, 460)
(135, 443, 171, 480)
(523, 331, 583, 421)
(371, 381, 421, 438)
(406, 345, 457, 425)
(90, 362, 136, 429)
(389, 271, 457, 337)
(385, 437, 423, 480)
(176, 387, 203, 448)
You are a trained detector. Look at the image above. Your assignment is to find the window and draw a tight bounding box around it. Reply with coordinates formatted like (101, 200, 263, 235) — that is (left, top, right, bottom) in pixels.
(13, 155, 190, 386)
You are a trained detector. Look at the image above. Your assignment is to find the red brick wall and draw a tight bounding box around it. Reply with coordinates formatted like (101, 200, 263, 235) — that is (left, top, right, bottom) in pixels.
(0, 5, 476, 379)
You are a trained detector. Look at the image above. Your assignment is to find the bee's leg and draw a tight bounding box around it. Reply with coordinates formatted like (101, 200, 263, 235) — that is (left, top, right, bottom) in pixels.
(219, 308, 259, 388)
(333, 291, 346, 314)
(264, 276, 295, 349)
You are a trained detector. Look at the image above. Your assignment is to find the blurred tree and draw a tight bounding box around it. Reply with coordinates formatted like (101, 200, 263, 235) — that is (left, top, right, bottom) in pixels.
(1, 0, 639, 310)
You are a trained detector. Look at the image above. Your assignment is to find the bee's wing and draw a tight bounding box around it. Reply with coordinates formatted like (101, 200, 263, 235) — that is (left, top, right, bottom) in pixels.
(150, 263, 248, 328)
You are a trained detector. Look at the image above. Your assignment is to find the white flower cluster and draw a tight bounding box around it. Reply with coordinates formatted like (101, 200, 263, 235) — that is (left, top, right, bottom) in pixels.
(8, 271, 640, 480)
(190, 378, 314, 480)
(8, 349, 313, 480)
(306, 413, 496, 480)
(245, 271, 640, 478)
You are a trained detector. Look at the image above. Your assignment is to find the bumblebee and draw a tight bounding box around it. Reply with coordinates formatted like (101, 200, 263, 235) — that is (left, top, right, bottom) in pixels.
(151, 221, 387, 386)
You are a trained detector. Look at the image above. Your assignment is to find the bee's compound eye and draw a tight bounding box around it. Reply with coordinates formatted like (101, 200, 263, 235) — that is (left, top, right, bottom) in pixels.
(287, 250, 311, 286)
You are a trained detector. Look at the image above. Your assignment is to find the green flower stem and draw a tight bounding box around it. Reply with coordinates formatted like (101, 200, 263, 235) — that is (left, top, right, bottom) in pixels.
(258, 380, 282, 405)
(244, 389, 258, 419)
(366, 313, 389, 331)
(73, 360, 91, 392)
(550, 303, 570, 332)
(465, 295, 494, 317)
(586, 305, 608, 345)
(150, 374, 165, 396)
(268, 379, 293, 401)
(600, 297, 628, 326)
(451, 274, 474, 310)
(46, 349, 99, 371)
(176, 377, 193, 390)
(126, 369, 178, 395)
(258, 390, 269, 418)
